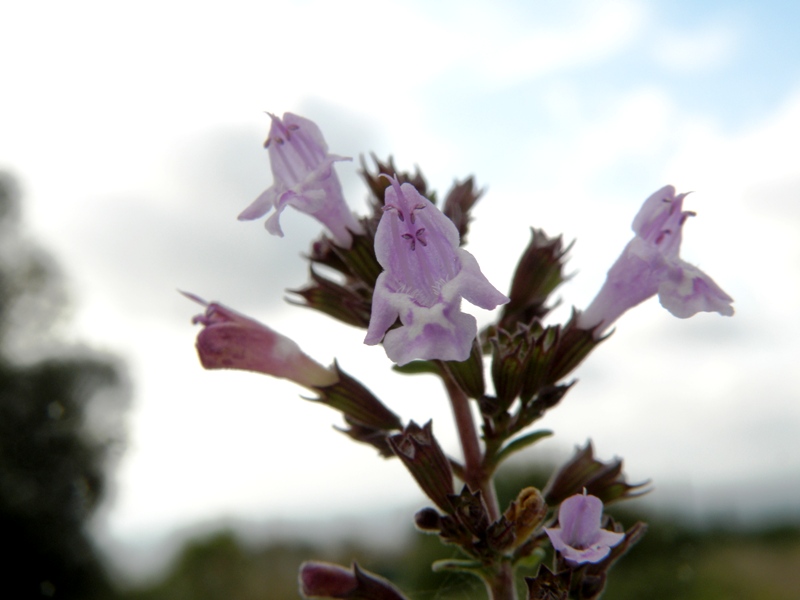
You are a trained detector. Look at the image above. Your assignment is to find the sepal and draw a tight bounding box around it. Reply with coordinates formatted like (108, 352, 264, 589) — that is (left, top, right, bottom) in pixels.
(335, 419, 395, 458)
(574, 521, 648, 600)
(311, 362, 402, 431)
(447, 485, 490, 539)
(388, 421, 455, 512)
(359, 154, 432, 216)
(307, 226, 382, 289)
(442, 176, 483, 244)
(500, 228, 572, 331)
(440, 339, 486, 399)
(525, 566, 571, 600)
(289, 268, 372, 328)
(543, 441, 650, 506)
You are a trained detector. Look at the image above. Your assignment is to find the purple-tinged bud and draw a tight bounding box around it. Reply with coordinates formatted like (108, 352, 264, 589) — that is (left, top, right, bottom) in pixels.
(290, 269, 373, 328)
(359, 154, 430, 217)
(311, 362, 402, 431)
(239, 112, 363, 248)
(543, 441, 649, 506)
(388, 421, 455, 512)
(184, 292, 337, 389)
(544, 491, 624, 565)
(499, 228, 572, 331)
(365, 176, 508, 365)
(299, 562, 356, 597)
(299, 561, 408, 600)
(441, 176, 483, 244)
(414, 507, 442, 532)
(578, 186, 733, 336)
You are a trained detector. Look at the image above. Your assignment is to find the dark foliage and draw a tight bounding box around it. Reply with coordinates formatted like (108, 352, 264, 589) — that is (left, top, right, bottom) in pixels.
(0, 172, 128, 599)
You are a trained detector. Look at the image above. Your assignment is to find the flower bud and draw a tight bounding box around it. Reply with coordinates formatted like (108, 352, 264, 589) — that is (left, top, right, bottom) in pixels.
(311, 362, 402, 431)
(299, 561, 408, 600)
(503, 487, 548, 549)
(185, 293, 337, 389)
(414, 507, 442, 532)
(543, 441, 649, 506)
(388, 421, 455, 512)
(499, 228, 572, 331)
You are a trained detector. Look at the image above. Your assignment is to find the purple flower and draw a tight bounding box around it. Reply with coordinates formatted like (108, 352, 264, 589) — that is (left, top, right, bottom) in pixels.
(364, 177, 508, 365)
(545, 491, 624, 565)
(185, 292, 337, 389)
(238, 112, 363, 248)
(578, 185, 734, 335)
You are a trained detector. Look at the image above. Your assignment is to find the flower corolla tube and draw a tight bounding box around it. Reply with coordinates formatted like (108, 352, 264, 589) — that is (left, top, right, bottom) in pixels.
(185, 292, 337, 388)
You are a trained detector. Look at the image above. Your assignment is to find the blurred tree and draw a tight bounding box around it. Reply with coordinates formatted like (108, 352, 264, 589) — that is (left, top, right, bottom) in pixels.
(0, 172, 128, 599)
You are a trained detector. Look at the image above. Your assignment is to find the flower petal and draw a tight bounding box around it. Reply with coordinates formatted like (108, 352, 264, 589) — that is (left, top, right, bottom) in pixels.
(558, 493, 604, 549)
(658, 261, 735, 318)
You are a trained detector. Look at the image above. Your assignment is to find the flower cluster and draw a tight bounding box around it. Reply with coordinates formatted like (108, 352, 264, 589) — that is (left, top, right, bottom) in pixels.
(185, 112, 734, 600)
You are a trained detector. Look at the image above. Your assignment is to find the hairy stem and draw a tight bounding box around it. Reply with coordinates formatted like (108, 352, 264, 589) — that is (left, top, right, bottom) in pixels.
(443, 374, 517, 600)
(443, 373, 498, 517)
(487, 563, 517, 600)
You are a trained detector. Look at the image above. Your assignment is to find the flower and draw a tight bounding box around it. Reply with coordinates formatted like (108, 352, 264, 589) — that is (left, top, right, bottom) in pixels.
(544, 491, 624, 564)
(238, 112, 363, 248)
(299, 561, 408, 600)
(184, 292, 337, 388)
(578, 185, 734, 335)
(364, 176, 508, 365)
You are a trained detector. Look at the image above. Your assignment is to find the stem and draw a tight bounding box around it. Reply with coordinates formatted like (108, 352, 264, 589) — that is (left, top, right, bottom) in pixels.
(487, 563, 517, 600)
(443, 374, 517, 600)
(442, 373, 500, 520)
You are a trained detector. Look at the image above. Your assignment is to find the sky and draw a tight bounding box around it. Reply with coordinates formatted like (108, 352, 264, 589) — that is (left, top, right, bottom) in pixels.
(2, 0, 800, 581)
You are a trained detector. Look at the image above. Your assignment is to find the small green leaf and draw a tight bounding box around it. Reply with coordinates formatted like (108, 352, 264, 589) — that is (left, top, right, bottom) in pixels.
(431, 558, 485, 575)
(492, 430, 553, 467)
(392, 360, 439, 375)
(515, 547, 547, 569)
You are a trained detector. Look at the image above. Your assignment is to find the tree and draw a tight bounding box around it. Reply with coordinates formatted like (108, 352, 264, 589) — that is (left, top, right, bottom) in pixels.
(0, 172, 128, 599)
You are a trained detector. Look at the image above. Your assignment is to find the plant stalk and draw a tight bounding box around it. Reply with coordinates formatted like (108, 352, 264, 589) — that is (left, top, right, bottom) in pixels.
(443, 374, 516, 600)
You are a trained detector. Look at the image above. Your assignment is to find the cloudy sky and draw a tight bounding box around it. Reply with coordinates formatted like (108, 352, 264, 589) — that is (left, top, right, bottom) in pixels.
(3, 0, 799, 578)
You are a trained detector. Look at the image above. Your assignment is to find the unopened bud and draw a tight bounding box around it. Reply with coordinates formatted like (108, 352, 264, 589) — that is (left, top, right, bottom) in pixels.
(414, 507, 442, 532)
(185, 293, 337, 389)
(299, 561, 408, 600)
(504, 487, 548, 548)
(388, 421, 455, 512)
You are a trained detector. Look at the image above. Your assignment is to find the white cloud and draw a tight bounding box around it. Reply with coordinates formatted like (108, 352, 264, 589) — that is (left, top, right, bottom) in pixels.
(463, 0, 646, 84)
(652, 23, 738, 72)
